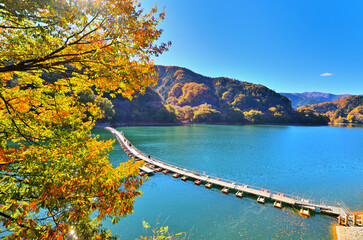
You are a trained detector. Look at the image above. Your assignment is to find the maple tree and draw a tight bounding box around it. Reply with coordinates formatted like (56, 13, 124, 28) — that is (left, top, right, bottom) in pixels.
(0, 0, 170, 239)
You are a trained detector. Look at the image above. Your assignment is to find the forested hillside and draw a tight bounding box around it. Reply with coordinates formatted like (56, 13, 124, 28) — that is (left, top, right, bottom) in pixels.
(100, 65, 329, 125)
(300, 95, 363, 124)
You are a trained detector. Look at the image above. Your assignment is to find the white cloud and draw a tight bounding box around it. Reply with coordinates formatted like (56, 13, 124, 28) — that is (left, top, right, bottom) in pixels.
(320, 73, 333, 76)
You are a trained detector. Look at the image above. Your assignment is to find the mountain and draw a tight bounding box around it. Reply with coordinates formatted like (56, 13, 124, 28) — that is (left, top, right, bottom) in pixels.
(300, 95, 363, 124)
(98, 65, 329, 125)
(280, 92, 352, 108)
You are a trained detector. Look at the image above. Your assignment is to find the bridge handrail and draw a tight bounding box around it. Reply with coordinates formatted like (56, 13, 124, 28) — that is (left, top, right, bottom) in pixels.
(127, 139, 332, 205)
(130, 145, 318, 200)
(341, 202, 352, 216)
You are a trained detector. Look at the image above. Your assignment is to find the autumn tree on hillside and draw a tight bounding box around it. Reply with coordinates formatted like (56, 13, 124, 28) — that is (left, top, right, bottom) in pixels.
(0, 0, 170, 239)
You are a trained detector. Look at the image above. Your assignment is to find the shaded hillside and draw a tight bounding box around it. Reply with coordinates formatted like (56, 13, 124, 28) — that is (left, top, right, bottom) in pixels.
(300, 95, 363, 124)
(280, 92, 352, 108)
(107, 88, 178, 124)
(98, 66, 328, 125)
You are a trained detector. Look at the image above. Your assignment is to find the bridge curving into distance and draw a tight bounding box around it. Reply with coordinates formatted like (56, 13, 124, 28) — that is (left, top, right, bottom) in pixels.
(106, 127, 362, 226)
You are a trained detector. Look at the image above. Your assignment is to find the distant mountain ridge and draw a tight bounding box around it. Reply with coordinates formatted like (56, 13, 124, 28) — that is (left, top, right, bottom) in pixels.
(98, 65, 329, 125)
(280, 92, 352, 108)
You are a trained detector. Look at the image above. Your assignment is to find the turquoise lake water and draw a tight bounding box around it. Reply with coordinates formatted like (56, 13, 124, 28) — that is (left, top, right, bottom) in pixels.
(95, 125, 363, 240)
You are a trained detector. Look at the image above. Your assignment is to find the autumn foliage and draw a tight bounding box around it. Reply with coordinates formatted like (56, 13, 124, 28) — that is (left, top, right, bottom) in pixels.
(0, 0, 169, 239)
(100, 65, 331, 125)
(300, 95, 363, 124)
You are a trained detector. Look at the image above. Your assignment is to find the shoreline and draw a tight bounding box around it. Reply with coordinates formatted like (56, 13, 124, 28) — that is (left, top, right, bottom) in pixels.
(94, 121, 332, 128)
(329, 122, 363, 127)
(335, 226, 363, 240)
(94, 121, 363, 129)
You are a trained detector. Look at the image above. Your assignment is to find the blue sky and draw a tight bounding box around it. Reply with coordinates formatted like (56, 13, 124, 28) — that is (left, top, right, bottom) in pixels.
(141, 0, 362, 94)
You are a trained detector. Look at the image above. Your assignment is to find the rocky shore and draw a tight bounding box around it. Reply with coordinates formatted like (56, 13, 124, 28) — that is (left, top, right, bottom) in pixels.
(336, 226, 363, 240)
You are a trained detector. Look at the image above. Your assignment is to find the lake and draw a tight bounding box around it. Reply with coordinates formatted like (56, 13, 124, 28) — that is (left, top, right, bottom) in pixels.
(95, 124, 363, 239)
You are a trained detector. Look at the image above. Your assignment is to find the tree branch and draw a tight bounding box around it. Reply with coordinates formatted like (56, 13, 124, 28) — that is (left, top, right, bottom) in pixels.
(0, 211, 26, 228)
